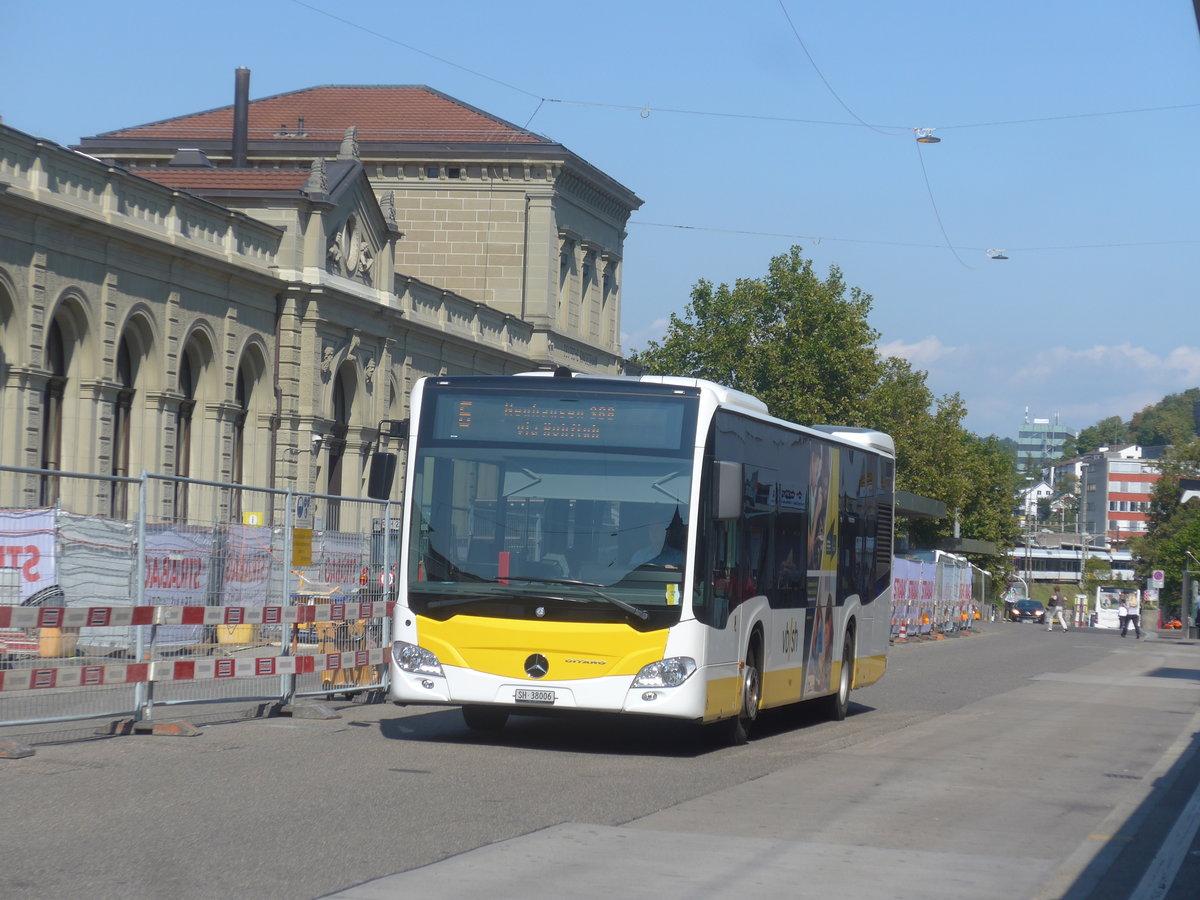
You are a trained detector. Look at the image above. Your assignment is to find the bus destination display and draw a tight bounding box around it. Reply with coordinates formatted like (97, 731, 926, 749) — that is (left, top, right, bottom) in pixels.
(431, 392, 689, 450)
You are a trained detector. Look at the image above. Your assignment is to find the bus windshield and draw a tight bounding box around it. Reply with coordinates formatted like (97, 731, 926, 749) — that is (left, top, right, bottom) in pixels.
(407, 382, 699, 623)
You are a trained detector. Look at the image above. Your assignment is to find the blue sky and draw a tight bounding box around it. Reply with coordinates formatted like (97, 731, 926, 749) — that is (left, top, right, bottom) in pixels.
(4, 1, 1198, 440)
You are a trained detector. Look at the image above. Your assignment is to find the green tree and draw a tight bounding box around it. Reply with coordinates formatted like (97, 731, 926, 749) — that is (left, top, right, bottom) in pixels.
(1073, 416, 1129, 455)
(1068, 387, 1200, 459)
(632, 246, 881, 426)
(632, 245, 1018, 568)
(1052, 474, 1080, 531)
(955, 435, 1021, 583)
(1130, 388, 1200, 447)
(1036, 496, 1051, 522)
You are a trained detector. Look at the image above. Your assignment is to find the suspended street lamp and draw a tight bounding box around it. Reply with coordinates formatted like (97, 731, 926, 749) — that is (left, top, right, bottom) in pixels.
(914, 128, 940, 144)
(986, 249, 1009, 260)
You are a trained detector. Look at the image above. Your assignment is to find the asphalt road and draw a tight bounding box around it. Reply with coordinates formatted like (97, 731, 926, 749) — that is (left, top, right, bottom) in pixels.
(2, 623, 1198, 900)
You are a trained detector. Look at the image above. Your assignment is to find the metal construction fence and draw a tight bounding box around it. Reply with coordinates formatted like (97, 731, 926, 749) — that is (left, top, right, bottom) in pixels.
(0, 465, 399, 743)
(890, 551, 984, 641)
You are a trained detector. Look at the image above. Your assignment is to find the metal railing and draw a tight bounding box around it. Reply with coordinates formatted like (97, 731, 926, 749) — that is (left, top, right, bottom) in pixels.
(0, 464, 397, 743)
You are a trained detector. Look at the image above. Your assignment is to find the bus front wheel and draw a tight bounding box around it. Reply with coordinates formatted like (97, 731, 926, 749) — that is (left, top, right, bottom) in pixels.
(462, 705, 509, 731)
(726, 640, 762, 745)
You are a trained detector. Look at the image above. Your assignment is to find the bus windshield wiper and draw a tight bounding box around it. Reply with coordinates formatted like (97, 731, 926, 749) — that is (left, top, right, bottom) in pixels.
(421, 587, 559, 609)
(501, 575, 650, 621)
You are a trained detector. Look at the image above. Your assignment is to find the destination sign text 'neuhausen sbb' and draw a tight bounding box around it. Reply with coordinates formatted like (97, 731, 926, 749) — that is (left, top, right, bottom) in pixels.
(456, 400, 613, 442)
(429, 389, 693, 451)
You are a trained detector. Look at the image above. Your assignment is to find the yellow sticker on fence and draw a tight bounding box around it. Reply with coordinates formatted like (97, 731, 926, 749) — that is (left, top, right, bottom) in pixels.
(292, 528, 313, 567)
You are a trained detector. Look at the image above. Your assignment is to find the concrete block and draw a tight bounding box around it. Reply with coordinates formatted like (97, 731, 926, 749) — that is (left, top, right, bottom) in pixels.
(0, 739, 35, 759)
(132, 720, 203, 737)
(282, 702, 341, 720)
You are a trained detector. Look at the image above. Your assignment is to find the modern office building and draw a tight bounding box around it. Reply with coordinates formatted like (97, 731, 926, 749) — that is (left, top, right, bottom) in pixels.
(1016, 412, 1074, 473)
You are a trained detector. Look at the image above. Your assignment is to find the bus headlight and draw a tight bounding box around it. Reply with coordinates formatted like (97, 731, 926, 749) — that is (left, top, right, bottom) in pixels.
(632, 657, 696, 688)
(391, 641, 444, 677)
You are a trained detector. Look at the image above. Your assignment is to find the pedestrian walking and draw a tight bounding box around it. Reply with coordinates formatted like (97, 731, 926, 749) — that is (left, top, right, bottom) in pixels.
(1046, 586, 1069, 632)
(1118, 598, 1129, 635)
(1123, 591, 1142, 639)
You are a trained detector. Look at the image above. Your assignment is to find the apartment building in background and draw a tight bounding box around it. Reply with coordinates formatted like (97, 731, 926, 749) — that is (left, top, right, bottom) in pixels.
(1079, 446, 1165, 546)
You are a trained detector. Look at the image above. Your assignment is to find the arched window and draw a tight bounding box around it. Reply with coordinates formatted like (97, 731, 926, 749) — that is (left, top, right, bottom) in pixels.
(40, 320, 67, 505)
(111, 336, 135, 518)
(174, 349, 198, 520)
(326, 366, 354, 530)
(233, 367, 249, 486)
(227, 366, 251, 521)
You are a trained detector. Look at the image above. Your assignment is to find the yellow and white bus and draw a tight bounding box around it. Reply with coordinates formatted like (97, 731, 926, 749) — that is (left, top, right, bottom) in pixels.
(388, 371, 895, 742)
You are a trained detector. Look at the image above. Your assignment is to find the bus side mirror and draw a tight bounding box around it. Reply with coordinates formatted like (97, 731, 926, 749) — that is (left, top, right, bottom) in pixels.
(714, 461, 742, 520)
(368, 452, 398, 500)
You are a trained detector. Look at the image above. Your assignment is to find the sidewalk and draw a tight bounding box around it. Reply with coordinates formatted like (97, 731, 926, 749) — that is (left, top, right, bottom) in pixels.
(325, 632, 1200, 900)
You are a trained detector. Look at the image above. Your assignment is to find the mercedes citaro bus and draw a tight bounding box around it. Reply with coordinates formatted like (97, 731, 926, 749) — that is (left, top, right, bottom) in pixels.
(388, 370, 894, 742)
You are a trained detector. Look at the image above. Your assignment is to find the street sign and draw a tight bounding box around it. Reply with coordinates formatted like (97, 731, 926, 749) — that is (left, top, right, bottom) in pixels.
(1151, 569, 1165, 588)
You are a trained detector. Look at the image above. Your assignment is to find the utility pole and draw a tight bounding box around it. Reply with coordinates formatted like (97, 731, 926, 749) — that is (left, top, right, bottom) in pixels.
(1079, 463, 1089, 626)
(1186, 550, 1200, 639)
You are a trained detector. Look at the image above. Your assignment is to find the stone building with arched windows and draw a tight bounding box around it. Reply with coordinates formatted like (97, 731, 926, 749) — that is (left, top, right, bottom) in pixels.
(0, 73, 642, 525)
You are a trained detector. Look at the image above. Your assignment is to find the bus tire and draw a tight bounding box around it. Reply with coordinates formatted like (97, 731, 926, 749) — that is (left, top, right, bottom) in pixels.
(462, 705, 509, 731)
(727, 637, 762, 745)
(822, 631, 854, 722)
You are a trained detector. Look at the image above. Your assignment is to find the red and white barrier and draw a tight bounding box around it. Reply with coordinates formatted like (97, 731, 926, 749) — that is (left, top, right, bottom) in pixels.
(0, 662, 151, 692)
(0, 601, 392, 693)
(0, 648, 389, 693)
(0, 600, 393, 631)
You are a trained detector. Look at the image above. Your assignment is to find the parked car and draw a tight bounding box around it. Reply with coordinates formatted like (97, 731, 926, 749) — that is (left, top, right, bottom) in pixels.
(1011, 599, 1046, 624)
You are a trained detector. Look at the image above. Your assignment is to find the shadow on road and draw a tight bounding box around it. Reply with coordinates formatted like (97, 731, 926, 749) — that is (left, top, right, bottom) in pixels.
(374, 696, 878, 758)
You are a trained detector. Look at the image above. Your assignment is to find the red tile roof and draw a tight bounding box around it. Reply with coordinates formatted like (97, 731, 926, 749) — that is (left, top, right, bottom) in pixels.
(102, 85, 544, 145)
(130, 169, 311, 192)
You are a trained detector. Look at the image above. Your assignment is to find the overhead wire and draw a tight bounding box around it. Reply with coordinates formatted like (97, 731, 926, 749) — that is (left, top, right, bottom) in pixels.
(913, 139, 975, 269)
(627, 221, 1199, 254)
(284, 0, 1200, 261)
(287, 0, 541, 100)
(540, 97, 1198, 133)
(773, 0, 909, 137)
(774, 0, 970, 267)
(285, 0, 1199, 134)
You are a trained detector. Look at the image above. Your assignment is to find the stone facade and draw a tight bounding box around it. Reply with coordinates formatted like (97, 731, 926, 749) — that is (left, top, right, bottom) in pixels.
(76, 81, 641, 375)
(0, 96, 638, 526)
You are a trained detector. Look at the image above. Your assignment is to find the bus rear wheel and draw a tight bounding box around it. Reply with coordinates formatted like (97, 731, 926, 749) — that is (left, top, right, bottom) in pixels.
(462, 705, 509, 731)
(822, 632, 854, 721)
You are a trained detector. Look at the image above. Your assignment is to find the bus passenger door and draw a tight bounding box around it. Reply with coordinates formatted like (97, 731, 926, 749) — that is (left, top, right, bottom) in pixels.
(698, 496, 744, 721)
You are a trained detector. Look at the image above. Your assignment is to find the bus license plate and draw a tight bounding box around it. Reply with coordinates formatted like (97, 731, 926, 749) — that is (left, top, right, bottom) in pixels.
(514, 688, 556, 705)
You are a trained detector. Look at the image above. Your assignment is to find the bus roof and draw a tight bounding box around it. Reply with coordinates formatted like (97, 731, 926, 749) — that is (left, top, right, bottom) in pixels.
(510, 370, 894, 455)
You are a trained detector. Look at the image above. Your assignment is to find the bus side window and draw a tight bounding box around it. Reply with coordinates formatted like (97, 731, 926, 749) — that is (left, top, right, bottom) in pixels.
(692, 450, 723, 628)
(708, 519, 737, 626)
